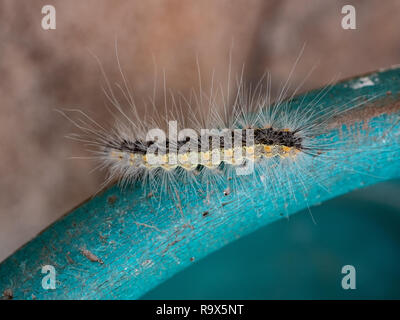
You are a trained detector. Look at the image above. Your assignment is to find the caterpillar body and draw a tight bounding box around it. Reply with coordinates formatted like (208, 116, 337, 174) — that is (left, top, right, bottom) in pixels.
(105, 127, 302, 171)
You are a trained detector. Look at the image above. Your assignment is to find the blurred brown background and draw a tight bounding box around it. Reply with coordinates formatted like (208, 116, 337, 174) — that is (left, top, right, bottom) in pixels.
(1, 0, 400, 262)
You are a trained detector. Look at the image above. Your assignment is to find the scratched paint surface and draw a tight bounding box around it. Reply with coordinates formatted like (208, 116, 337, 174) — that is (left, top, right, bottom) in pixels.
(1, 67, 400, 299)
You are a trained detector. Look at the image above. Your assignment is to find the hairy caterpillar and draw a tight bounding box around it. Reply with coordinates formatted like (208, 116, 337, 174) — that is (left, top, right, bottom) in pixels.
(60, 50, 385, 217)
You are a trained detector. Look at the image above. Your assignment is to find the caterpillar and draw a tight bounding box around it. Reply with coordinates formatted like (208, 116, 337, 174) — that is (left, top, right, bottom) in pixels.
(60, 51, 385, 216)
(105, 127, 302, 170)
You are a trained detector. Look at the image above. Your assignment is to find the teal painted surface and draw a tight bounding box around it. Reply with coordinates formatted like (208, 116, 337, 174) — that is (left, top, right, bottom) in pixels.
(143, 179, 400, 299)
(1, 67, 400, 299)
